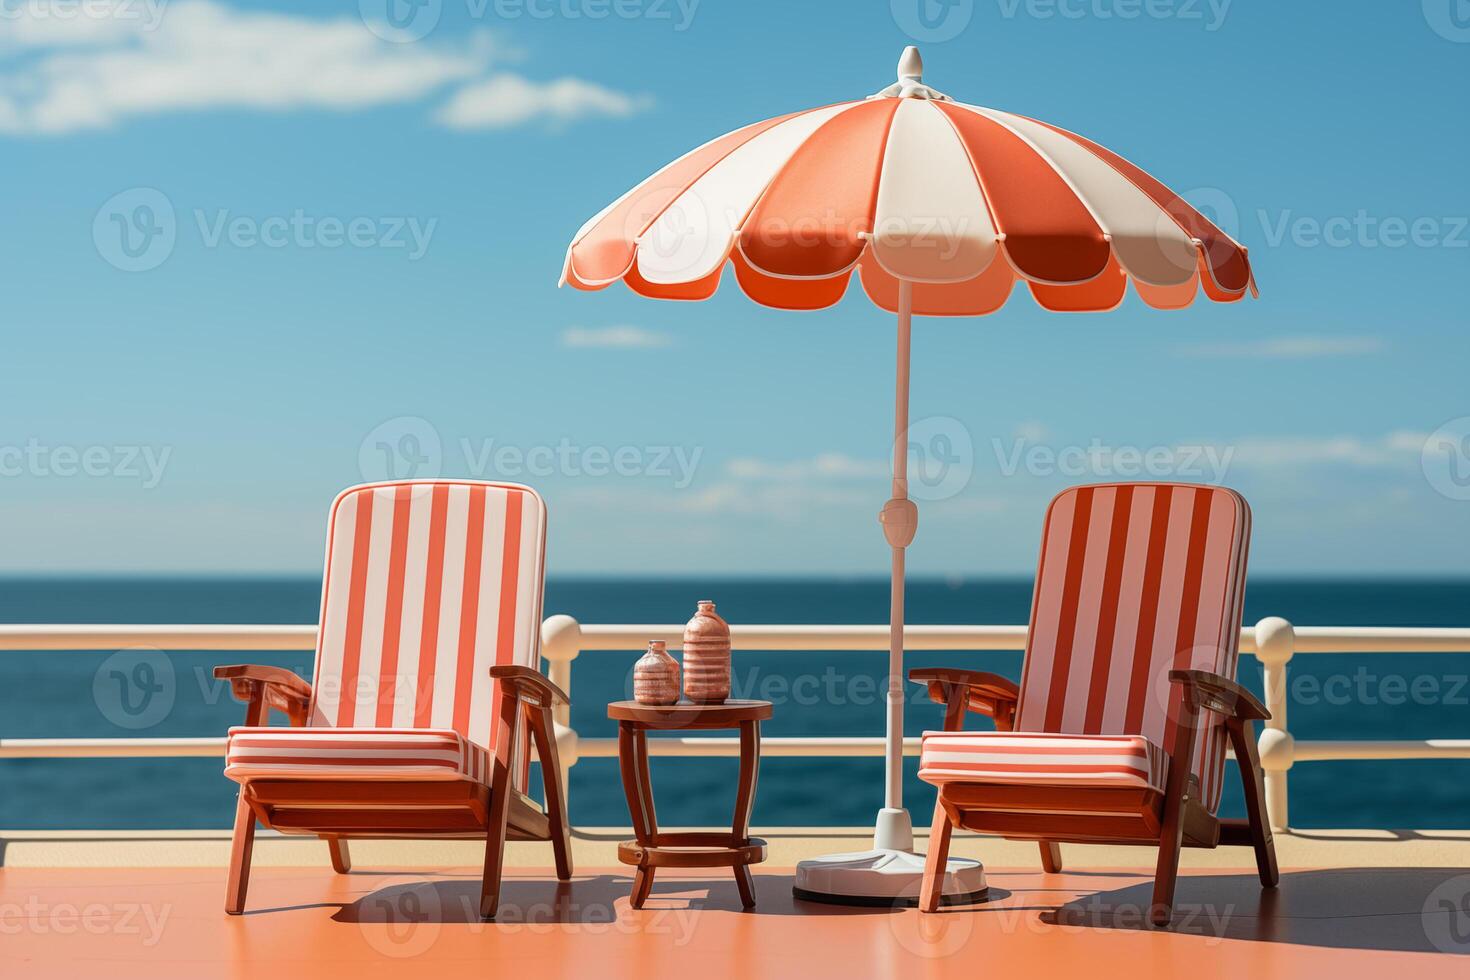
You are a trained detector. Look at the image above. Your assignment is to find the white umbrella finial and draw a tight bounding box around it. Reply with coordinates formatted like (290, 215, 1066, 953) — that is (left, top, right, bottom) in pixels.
(871, 47, 949, 101)
(898, 46, 923, 83)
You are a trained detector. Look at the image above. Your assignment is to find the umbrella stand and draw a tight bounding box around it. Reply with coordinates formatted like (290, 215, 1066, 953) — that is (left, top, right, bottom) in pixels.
(792, 280, 989, 905)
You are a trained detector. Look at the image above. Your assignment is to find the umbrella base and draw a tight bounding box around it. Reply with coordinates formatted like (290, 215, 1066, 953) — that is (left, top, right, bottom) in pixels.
(792, 847, 988, 907)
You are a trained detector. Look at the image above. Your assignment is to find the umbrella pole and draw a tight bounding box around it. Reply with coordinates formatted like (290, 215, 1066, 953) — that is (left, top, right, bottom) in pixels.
(878, 279, 918, 848)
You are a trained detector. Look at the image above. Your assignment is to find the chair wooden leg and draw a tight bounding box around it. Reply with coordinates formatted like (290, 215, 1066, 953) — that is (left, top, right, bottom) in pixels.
(480, 796, 512, 920)
(919, 800, 954, 913)
(1229, 718, 1279, 888)
(1038, 840, 1063, 873)
(1151, 705, 1200, 928)
(1151, 814, 1185, 927)
(480, 695, 521, 920)
(530, 705, 572, 882)
(225, 791, 257, 915)
(326, 837, 351, 874)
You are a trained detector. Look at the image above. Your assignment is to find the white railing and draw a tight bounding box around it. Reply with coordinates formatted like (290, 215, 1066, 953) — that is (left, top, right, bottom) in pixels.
(2, 616, 1469, 832)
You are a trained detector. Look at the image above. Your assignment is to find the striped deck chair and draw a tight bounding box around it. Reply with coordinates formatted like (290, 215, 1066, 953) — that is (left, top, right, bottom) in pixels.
(911, 483, 1277, 925)
(214, 480, 569, 919)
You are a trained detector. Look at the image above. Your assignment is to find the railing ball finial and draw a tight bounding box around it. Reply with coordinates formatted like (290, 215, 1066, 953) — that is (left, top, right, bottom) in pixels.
(1258, 727, 1295, 773)
(1254, 616, 1296, 667)
(541, 614, 583, 663)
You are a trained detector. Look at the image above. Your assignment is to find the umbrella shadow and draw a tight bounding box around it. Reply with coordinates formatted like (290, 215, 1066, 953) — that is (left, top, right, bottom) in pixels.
(334, 871, 912, 924)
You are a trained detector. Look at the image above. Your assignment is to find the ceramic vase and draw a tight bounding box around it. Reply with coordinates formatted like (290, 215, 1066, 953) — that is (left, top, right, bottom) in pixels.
(681, 600, 731, 704)
(633, 640, 680, 706)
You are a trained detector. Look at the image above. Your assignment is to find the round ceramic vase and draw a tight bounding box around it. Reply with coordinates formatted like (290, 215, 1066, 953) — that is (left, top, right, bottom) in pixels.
(634, 640, 680, 706)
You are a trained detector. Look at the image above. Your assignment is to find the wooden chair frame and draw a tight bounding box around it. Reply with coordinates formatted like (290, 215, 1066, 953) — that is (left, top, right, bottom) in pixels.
(910, 665, 1278, 926)
(216, 663, 572, 919)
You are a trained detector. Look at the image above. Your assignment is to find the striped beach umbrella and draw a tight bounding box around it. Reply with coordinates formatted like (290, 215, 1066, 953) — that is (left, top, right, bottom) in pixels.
(562, 47, 1255, 904)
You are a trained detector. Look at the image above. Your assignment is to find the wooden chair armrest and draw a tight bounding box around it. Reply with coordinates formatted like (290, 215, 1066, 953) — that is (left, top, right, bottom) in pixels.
(214, 664, 313, 699)
(491, 665, 569, 709)
(908, 667, 1019, 706)
(1169, 669, 1270, 722)
(908, 667, 1020, 730)
(213, 664, 312, 726)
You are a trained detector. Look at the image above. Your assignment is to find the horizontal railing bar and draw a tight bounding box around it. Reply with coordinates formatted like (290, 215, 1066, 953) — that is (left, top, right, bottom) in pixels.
(573, 625, 1031, 652)
(17, 734, 1465, 764)
(0, 737, 226, 759)
(1288, 627, 1470, 654)
(0, 736, 1250, 762)
(1292, 739, 1470, 761)
(0, 626, 317, 651)
(0, 736, 918, 760)
(4, 623, 1469, 654)
(576, 737, 916, 758)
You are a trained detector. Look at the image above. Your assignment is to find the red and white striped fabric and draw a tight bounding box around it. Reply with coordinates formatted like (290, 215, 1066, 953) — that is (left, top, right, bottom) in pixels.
(918, 733, 1168, 793)
(563, 68, 1254, 316)
(225, 728, 489, 783)
(920, 483, 1250, 813)
(225, 481, 547, 789)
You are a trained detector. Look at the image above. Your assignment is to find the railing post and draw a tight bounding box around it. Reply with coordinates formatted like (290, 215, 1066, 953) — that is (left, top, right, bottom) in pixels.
(540, 615, 582, 807)
(1254, 616, 1296, 832)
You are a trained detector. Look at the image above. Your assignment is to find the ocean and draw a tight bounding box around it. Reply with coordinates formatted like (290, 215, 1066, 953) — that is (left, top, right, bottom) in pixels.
(1, 576, 1466, 830)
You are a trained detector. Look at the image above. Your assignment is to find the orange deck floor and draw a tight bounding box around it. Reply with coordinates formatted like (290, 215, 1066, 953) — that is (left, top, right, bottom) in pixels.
(3, 863, 1468, 979)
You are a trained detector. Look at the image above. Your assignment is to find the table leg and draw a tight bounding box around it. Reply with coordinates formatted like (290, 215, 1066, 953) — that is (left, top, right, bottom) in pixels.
(618, 724, 659, 908)
(631, 866, 655, 909)
(732, 719, 761, 909)
(618, 724, 659, 842)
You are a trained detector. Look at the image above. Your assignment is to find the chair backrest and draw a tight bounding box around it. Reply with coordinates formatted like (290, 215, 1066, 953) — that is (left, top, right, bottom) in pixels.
(1015, 483, 1250, 813)
(307, 481, 547, 787)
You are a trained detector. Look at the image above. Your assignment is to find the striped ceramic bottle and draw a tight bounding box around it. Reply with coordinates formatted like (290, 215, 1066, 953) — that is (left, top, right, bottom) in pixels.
(634, 641, 680, 706)
(681, 600, 731, 704)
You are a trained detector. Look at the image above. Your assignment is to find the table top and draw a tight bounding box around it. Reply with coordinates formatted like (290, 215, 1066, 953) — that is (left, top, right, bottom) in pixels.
(607, 699, 772, 728)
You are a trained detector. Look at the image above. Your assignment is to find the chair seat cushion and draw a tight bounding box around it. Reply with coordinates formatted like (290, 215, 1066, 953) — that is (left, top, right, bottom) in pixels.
(918, 731, 1169, 793)
(225, 727, 490, 784)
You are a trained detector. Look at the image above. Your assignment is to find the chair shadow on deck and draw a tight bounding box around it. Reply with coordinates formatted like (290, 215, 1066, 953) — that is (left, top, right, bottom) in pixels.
(333, 872, 906, 925)
(1040, 868, 1470, 954)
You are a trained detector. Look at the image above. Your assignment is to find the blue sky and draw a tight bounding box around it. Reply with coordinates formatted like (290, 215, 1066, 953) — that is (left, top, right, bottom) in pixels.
(1, 0, 1468, 575)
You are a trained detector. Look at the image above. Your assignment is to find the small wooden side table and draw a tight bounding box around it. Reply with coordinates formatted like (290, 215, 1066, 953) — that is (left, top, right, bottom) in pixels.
(607, 699, 772, 909)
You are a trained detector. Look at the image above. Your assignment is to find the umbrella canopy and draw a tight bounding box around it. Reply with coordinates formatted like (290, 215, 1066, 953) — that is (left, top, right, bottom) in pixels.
(562, 47, 1256, 904)
(562, 49, 1255, 315)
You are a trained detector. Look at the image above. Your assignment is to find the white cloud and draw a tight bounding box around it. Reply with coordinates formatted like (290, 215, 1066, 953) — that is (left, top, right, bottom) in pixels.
(0, 0, 645, 135)
(434, 72, 650, 130)
(0, 0, 167, 47)
(725, 453, 888, 482)
(665, 453, 892, 519)
(1219, 431, 1426, 469)
(559, 325, 670, 349)
(671, 481, 873, 519)
(1177, 336, 1386, 359)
